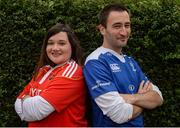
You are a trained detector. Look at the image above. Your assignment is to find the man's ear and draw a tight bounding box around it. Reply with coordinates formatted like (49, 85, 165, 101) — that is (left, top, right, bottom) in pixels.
(98, 24, 106, 35)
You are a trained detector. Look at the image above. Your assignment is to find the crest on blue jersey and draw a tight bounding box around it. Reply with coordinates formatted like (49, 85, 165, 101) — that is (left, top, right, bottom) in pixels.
(128, 84, 135, 93)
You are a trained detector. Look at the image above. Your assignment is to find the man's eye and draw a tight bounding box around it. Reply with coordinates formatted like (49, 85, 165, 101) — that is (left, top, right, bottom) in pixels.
(125, 24, 131, 28)
(114, 26, 121, 29)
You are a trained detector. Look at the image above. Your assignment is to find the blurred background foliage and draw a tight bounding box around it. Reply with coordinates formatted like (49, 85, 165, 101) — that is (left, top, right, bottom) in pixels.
(0, 0, 179, 126)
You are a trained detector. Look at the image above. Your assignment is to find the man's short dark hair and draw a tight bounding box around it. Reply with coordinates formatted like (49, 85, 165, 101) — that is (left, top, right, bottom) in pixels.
(98, 4, 130, 28)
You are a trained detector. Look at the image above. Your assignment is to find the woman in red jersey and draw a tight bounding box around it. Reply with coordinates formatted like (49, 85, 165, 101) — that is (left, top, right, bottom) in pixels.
(14, 23, 88, 127)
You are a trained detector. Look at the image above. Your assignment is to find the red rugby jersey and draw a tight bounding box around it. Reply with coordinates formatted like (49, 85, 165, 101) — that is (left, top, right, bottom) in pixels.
(17, 60, 88, 127)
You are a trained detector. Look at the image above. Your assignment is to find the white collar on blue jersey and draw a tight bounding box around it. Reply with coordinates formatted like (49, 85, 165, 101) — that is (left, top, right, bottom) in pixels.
(100, 46, 125, 63)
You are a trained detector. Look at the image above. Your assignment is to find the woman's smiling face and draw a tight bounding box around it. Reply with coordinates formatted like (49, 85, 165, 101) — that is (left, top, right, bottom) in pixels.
(46, 32, 72, 65)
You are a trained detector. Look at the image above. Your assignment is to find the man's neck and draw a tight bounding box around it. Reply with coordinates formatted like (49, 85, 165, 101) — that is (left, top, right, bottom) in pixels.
(102, 43, 123, 55)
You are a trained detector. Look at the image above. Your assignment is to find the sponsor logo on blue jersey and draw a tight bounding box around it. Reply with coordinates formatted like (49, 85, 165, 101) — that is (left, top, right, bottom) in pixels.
(110, 63, 121, 72)
(91, 80, 111, 90)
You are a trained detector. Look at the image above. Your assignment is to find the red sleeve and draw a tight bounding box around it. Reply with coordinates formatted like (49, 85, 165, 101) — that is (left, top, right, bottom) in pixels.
(40, 77, 86, 112)
(17, 78, 33, 99)
(17, 67, 47, 99)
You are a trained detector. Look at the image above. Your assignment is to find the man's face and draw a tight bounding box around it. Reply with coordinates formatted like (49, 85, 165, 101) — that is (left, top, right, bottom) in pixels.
(101, 11, 131, 52)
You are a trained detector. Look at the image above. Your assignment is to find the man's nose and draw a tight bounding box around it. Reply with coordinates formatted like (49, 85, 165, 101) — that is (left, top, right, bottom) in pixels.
(119, 26, 127, 35)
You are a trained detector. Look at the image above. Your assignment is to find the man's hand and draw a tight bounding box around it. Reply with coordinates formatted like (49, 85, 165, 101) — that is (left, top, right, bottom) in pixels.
(138, 80, 153, 94)
(120, 80, 153, 104)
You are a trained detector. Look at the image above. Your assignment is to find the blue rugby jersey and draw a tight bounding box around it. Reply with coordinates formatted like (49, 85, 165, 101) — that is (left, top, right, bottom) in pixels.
(83, 47, 148, 127)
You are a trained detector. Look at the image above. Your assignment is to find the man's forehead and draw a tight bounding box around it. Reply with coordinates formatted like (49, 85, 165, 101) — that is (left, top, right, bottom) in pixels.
(107, 11, 130, 24)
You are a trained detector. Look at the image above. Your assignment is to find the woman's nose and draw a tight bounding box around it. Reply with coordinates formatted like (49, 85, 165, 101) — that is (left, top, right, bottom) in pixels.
(52, 43, 60, 50)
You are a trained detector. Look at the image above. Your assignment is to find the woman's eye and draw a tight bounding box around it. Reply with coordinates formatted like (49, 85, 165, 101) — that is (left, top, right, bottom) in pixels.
(58, 41, 66, 46)
(47, 42, 54, 45)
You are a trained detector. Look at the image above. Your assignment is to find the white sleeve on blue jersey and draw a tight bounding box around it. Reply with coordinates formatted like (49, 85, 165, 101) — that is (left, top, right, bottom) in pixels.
(152, 84, 163, 100)
(15, 96, 54, 121)
(95, 91, 133, 124)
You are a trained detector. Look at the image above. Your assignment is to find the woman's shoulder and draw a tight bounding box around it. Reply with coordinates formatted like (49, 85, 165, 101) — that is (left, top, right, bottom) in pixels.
(55, 60, 83, 79)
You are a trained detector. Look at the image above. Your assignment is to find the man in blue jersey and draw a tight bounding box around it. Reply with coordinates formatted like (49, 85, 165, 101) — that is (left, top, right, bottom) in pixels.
(83, 3, 163, 127)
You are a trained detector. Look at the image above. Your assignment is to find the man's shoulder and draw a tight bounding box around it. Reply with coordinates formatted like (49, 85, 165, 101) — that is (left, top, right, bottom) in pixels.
(85, 47, 108, 64)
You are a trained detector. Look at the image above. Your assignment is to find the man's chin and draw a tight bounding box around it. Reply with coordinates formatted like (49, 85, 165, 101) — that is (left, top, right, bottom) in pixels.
(118, 42, 127, 47)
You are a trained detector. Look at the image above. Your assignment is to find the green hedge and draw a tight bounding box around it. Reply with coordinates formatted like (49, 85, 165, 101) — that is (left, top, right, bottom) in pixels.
(0, 0, 179, 126)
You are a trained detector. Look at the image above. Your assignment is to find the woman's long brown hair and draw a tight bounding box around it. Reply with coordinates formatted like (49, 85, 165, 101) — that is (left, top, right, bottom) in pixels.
(33, 23, 83, 80)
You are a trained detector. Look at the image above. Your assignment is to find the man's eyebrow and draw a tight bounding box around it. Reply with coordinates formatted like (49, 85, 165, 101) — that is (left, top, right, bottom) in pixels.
(125, 22, 131, 24)
(112, 23, 123, 26)
(112, 22, 131, 26)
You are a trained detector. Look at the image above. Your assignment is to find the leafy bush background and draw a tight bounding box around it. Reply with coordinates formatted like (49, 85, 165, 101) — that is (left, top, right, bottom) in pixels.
(0, 0, 179, 126)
